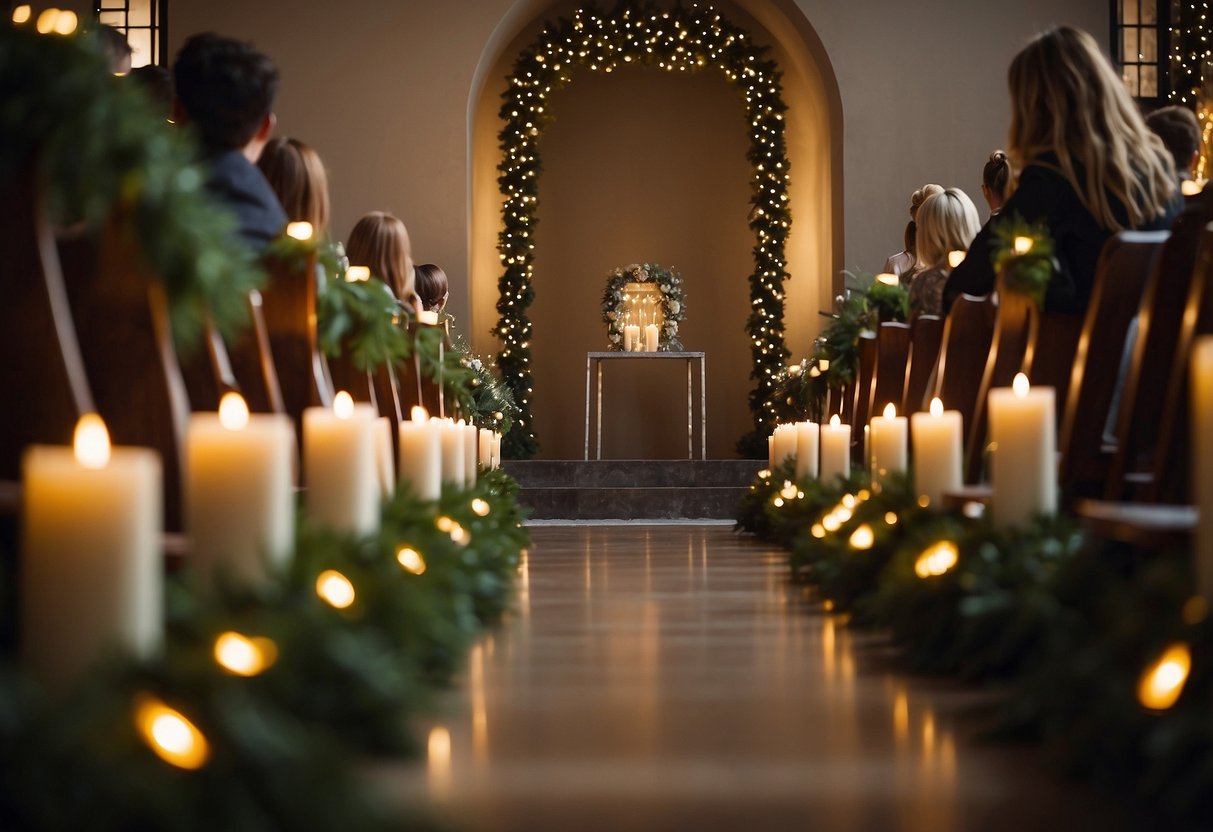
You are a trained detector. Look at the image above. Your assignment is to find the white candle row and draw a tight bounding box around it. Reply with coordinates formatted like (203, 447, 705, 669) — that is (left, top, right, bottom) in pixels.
(623, 323, 660, 352)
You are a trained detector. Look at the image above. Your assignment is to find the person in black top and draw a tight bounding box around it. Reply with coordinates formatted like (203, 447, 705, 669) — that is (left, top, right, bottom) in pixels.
(1145, 105, 1202, 188)
(172, 33, 287, 251)
(944, 27, 1180, 314)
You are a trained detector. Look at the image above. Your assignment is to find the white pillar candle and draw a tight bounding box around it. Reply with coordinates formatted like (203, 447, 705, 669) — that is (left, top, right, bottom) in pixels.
(910, 397, 963, 508)
(767, 434, 775, 470)
(186, 393, 295, 588)
(988, 373, 1056, 529)
(1192, 337, 1213, 600)
(462, 420, 478, 486)
(373, 416, 395, 499)
(22, 415, 161, 693)
(820, 414, 851, 484)
(795, 421, 819, 480)
(399, 405, 442, 501)
(491, 432, 502, 469)
(303, 391, 379, 535)
(644, 323, 659, 352)
(439, 418, 466, 488)
(771, 424, 798, 470)
(479, 428, 494, 469)
(869, 402, 908, 482)
(624, 324, 640, 352)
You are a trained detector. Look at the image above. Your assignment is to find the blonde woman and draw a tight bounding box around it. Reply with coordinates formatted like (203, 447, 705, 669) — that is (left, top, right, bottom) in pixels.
(945, 26, 1180, 313)
(345, 212, 416, 307)
(908, 188, 981, 320)
(257, 137, 331, 236)
(883, 183, 944, 278)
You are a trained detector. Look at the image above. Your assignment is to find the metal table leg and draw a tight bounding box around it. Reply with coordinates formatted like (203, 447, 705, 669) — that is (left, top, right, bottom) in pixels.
(700, 355, 707, 460)
(584, 354, 592, 460)
(596, 359, 603, 460)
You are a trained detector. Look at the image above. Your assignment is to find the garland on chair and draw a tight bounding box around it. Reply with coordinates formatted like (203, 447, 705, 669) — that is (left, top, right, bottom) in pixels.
(494, 2, 793, 458)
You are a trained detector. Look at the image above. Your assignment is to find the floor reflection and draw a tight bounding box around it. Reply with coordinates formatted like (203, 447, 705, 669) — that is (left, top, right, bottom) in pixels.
(380, 525, 1123, 831)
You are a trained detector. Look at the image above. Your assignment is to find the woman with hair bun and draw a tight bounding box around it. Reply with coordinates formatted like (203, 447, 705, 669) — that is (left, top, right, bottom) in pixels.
(883, 183, 944, 278)
(945, 26, 1180, 313)
(981, 150, 1011, 216)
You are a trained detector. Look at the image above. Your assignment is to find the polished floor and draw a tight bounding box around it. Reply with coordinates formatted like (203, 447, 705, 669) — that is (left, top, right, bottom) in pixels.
(380, 525, 1124, 831)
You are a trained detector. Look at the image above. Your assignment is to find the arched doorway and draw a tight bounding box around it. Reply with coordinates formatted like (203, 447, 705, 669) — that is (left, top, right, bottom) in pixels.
(469, 0, 842, 459)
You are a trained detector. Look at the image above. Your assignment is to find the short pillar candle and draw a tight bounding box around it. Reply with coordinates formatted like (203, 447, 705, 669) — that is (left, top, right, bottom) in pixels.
(303, 391, 379, 535)
(795, 421, 819, 480)
(869, 403, 908, 481)
(820, 415, 851, 484)
(399, 406, 442, 501)
(988, 374, 1056, 529)
(910, 397, 963, 507)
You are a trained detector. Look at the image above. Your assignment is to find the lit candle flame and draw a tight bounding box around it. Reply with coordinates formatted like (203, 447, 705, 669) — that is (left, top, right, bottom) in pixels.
(411, 405, 429, 423)
(1013, 236, 1033, 255)
(345, 265, 370, 282)
(316, 570, 355, 609)
(841, 494, 857, 509)
(914, 540, 959, 578)
(214, 631, 276, 676)
(285, 221, 314, 241)
(882, 402, 896, 419)
(396, 546, 427, 575)
(333, 391, 354, 419)
(12, 5, 31, 24)
(218, 392, 249, 431)
(848, 524, 874, 550)
(810, 523, 826, 538)
(134, 695, 209, 770)
(930, 397, 944, 417)
(1138, 642, 1191, 710)
(1012, 373, 1030, 398)
(947, 250, 966, 268)
(53, 9, 75, 33)
(876, 272, 899, 286)
(829, 414, 841, 427)
(74, 413, 111, 470)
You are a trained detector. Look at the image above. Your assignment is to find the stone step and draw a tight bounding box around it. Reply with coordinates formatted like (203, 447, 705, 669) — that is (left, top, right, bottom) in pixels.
(516, 486, 748, 520)
(502, 459, 763, 489)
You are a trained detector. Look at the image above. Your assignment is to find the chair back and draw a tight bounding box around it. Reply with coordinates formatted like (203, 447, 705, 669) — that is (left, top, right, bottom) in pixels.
(851, 331, 877, 461)
(933, 293, 995, 468)
(870, 321, 911, 418)
(902, 314, 943, 414)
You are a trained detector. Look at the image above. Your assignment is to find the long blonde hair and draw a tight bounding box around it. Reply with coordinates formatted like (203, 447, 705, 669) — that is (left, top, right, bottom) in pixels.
(916, 188, 981, 269)
(1007, 26, 1174, 230)
(346, 212, 415, 304)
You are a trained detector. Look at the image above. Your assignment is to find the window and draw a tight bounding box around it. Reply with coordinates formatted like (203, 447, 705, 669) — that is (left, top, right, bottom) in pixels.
(94, 0, 168, 68)
(1115, 0, 1168, 103)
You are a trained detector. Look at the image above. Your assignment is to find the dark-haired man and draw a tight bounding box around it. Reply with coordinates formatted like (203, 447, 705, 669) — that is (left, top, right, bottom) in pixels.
(1145, 105, 1202, 189)
(172, 33, 287, 250)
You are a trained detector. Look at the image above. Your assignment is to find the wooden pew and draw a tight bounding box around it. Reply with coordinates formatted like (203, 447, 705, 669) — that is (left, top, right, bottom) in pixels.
(869, 321, 910, 418)
(222, 290, 285, 414)
(902, 314, 943, 414)
(851, 331, 877, 461)
(933, 293, 995, 469)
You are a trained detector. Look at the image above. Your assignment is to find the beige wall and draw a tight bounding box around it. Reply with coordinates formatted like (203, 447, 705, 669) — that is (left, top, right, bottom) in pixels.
(159, 0, 1105, 455)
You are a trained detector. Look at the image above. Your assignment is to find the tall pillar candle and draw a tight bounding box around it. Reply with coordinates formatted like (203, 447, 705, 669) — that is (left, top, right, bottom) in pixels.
(1192, 337, 1213, 600)
(479, 428, 494, 469)
(398, 406, 441, 501)
(186, 394, 295, 588)
(22, 415, 162, 693)
(909, 397, 963, 507)
(624, 325, 640, 352)
(988, 374, 1056, 529)
(491, 432, 502, 469)
(795, 421, 819, 480)
(644, 324, 659, 352)
(771, 424, 798, 471)
(462, 420, 478, 486)
(820, 415, 851, 484)
(304, 391, 379, 535)
(373, 415, 395, 499)
(439, 418, 466, 488)
(767, 435, 775, 470)
(869, 403, 908, 481)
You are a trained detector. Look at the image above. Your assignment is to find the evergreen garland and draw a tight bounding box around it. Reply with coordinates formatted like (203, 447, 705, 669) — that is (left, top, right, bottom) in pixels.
(601, 263, 686, 351)
(495, 2, 793, 458)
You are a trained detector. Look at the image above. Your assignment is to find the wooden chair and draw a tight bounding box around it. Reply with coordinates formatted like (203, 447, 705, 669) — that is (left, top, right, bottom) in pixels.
(1021, 311, 1082, 419)
(1057, 231, 1168, 499)
(869, 321, 910, 418)
(851, 331, 877, 461)
(178, 320, 241, 412)
(1105, 208, 1208, 500)
(932, 293, 995, 468)
(224, 289, 285, 414)
(902, 314, 943, 414)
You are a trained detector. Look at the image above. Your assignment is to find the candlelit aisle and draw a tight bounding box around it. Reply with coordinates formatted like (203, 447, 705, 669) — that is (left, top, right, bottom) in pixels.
(376, 525, 1122, 831)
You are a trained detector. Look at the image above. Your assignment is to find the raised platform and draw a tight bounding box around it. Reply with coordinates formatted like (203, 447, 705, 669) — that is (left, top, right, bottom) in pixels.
(502, 459, 763, 520)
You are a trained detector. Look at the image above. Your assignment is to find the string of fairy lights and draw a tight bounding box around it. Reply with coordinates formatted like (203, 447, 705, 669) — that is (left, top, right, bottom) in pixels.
(493, 2, 792, 458)
(1168, 2, 1213, 178)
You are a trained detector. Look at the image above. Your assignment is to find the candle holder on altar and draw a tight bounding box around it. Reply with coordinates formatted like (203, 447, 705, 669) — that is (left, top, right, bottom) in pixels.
(621, 282, 665, 330)
(602, 262, 686, 351)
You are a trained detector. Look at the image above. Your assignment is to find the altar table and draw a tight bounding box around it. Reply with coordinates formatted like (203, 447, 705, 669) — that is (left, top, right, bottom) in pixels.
(583, 351, 706, 460)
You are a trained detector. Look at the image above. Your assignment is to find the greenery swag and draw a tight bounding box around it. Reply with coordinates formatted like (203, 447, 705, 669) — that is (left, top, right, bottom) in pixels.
(494, 2, 793, 458)
(601, 263, 686, 351)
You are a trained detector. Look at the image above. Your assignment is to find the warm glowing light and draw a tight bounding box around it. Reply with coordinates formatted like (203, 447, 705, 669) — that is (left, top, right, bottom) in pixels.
(35, 8, 57, 32)
(929, 397, 944, 418)
(471, 498, 491, 517)
(830, 414, 841, 427)
(74, 413, 111, 469)
(773, 497, 785, 508)
(918, 495, 931, 508)
(396, 546, 427, 575)
(333, 391, 354, 419)
(780, 481, 798, 500)
(818, 359, 830, 372)
(882, 402, 896, 419)
(914, 540, 959, 578)
(848, 524, 874, 550)
(757, 469, 771, 480)
(962, 501, 985, 519)
(810, 523, 826, 538)
(788, 363, 802, 376)
(53, 9, 75, 33)
(876, 272, 899, 286)
(345, 265, 370, 282)
(834, 506, 853, 524)
(435, 516, 454, 533)
(885, 512, 898, 526)
(214, 631, 276, 676)
(418, 310, 440, 325)
(285, 221, 314, 241)
(857, 489, 871, 502)
(316, 570, 355, 609)
(1138, 642, 1191, 711)
(822, 513, 841, 532)
(135, 696, 209, 770)
(411, 405, 429, 422)
(947, 250, 966, 268)
(841, 494, 857, 509)
(1013, 236, 1033, 255)
(1012, 373, 1029, 398)
(12, 4, 31, 23)
(1182, 179, 1203, 196)
(218, 392, 249, 431)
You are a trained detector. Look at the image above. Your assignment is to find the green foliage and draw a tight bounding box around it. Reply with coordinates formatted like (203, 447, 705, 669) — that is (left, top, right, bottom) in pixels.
(451, 337, 520, 434)
(990, 213, 1058, 307)
(498, 3, 794, 458)
(312, 256, 412, 373)
(0, 22, 264, 349)
(601, 263, 686, 351)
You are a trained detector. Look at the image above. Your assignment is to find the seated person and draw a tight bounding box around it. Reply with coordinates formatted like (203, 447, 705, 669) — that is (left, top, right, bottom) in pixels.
(413, 263, 449, 313)
(981, 150, 1011, 217)
(945, 27, 1180, 314)
(257, 137, 331, 237)
(345, 212, 416, 309)
(907, 188, 980, 320)
(883, 184, 943, 279)
(172, 33, 287, 251)
(1145, 105, 1202, 191)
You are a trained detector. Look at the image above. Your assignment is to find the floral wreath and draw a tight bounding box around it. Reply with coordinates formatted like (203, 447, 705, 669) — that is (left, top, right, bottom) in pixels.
(601, 263, 685, 351)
